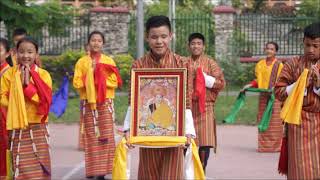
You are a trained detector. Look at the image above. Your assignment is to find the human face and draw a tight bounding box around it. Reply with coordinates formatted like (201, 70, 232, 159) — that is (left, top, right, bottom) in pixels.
(264, 43, 277, 58)
(303, 37, 320, 61)
(17, 41, 38, 67)
(89, 34, 103, 53)
(0, 43, 9, 64)
(13, 34, 26, 46)
(146, 26, 172, 57)
(189, 38, 205, 57)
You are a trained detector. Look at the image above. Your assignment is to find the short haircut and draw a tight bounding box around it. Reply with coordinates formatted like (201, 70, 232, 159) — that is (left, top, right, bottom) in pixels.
(188, 33, 205, 44)
(304, 21, 320, 39)
(13, 28, 27, 37)
(145, 15, 171, 34)
(88, 31, 105, 44)
(266, 41, 279, 52)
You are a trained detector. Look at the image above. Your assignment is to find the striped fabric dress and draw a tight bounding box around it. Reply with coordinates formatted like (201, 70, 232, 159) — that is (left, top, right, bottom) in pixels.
(188, 55, 225, 151)
(10, 124, 51, 180)
(0, 66, 52, 180)
(73, 54, 120, 177)
(83, 100, 115, 177)
(129, 50, 191, 179)
(254, 59, 283, 152)
(275, 56, 320, 179)
(78, 100, 84, 151)
(257, 94, 283, 152)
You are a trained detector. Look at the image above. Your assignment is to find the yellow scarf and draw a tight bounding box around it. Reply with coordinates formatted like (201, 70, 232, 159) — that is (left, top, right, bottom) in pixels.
(280, 69, 309, 125)
(85, 64, 97, 110)
(112, 138, 205, 179)
(6, 68, 28, 130)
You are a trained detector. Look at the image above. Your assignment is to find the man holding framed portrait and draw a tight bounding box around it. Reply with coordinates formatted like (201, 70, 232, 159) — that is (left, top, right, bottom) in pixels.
(122, 15, 198, 179)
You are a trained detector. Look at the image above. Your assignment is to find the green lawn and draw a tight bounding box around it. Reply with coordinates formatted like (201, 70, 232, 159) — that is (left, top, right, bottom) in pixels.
(50, 94, 259, 126)
(215, 95, 259, 125)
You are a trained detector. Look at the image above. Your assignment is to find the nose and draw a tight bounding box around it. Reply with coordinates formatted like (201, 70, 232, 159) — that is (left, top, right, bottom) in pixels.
(156, 37, 162, 43)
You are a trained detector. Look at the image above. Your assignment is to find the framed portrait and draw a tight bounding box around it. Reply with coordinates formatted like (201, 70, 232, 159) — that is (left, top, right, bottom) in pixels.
(130, 68, 187, 146)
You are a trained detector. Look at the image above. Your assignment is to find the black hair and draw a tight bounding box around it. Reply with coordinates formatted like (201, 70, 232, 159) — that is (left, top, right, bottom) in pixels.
(265, 41, 279, 52)
(188, 33, 205, 44)
(304, 22, 320, 39)
(88, 31, 105, 44)
(16, 36, 39, 53)
(145, 15, 171, 34)
(13, 28, 27, 37)
(0, 38, 10, 52)
(0, 38, 13, 66)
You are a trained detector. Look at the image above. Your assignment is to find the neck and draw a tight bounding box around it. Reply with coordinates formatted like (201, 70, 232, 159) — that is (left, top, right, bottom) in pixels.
(191, 54, 201, 61)
(90, 51, 101, 59)
(308, 57, 320, 64)
(266, 56, 275, 62)
(151, 51, 165, 62)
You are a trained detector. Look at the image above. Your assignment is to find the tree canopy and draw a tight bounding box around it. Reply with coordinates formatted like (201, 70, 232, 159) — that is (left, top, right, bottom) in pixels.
(0, 0, 73, 37)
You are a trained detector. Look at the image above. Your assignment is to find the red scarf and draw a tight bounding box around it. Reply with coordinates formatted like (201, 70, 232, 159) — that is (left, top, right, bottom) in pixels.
(29, 65, 52, 123)
(94, 63, 123, 104)
(0, 62, 9, 76)
(0, 62, 9, 176)
(194, 67, 206, 113)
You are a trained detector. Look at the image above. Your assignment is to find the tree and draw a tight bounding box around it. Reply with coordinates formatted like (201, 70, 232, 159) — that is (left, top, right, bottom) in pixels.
(297, 0, 320, 18)
(0, 0, 73, 38)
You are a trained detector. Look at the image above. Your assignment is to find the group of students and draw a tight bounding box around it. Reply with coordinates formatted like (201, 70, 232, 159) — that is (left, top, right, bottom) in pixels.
(0, 15, 319, 180)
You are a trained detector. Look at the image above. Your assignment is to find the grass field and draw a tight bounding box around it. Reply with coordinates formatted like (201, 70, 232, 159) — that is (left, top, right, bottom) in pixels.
(49, 93, 259, 126)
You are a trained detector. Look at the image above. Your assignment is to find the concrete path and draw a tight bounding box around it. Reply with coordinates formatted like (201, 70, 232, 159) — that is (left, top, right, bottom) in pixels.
(50, 124, 285, 180)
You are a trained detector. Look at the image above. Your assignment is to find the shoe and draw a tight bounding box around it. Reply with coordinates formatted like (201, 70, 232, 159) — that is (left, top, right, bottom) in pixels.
(96, 175, 105, 180)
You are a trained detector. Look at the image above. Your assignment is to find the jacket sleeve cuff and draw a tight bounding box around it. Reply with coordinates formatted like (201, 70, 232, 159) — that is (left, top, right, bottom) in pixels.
(185, 109, 196, 137)
(123, 106, 131, 131)
(286, 82, 307, 96)
(203, 73, 216, 88)
(23, 83, 37, 100)
(313, 86, 320, 96)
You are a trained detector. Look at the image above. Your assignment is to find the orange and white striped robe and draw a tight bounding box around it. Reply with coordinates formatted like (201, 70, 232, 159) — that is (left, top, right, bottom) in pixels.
(188, 55, 225, 151)
(128, 50, 192, 180)
(275, 56, 320, 179)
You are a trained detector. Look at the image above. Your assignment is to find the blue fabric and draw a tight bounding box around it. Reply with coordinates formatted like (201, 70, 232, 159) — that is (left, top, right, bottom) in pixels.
(50, 76, 69, 118)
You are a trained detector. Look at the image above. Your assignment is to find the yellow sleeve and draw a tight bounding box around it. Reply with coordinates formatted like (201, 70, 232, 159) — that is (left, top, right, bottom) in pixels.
(254, 61, 263, 82)
(107, 72, 118, 88)
(0, 72, 10, 107)
(73, 59, 86, 90)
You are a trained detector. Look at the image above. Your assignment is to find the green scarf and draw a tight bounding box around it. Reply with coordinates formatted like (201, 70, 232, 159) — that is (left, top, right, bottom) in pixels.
(224, 88, 275, 132)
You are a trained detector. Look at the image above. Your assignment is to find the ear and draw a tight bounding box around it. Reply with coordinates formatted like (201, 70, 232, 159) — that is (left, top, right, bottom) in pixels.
(36, 53, 40, 59)
(187, 43, 191, 52)
(144, 32, 148, 42)
(169, 32, 173, 41)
